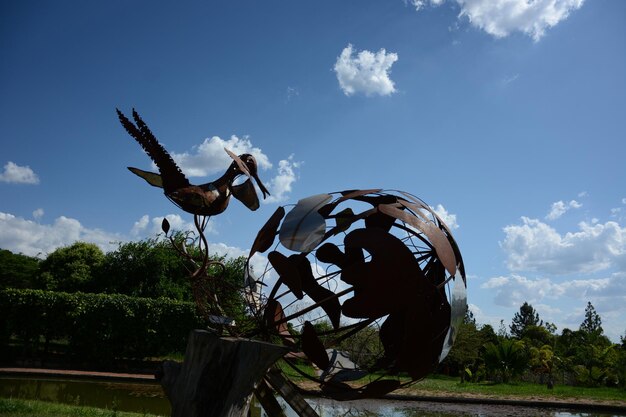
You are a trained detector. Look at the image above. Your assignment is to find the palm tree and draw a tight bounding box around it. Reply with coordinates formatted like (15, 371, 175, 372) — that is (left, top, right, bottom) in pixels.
(483, 338, 528, 383)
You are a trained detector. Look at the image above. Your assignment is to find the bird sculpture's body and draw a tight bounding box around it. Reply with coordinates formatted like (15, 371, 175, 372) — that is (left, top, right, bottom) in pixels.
(117, 109, 270, 216)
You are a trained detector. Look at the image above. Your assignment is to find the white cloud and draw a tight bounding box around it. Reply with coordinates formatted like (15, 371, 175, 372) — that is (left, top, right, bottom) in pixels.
(501, 73, 520, 87)
(622, 198, 626, 205)
(481, 273, 625, 307)
(264, 156, 301, 204)
(0, 210, 251, 261)
(406, 0, 445, 11)
(0, 161, 40, 184)
(457, 0, 584, 41)
(432, 204, 459, 230)
(534, 303, 562, 317)
(286, 86, 299, 102)
(545, 199, 582, 220)
(160, 136, 299, 204)
(482, 274, 557, 306)
(502, 217, 626, 275)
(481, 272, 626, 339)
(334, 44, 399, 97)
(0, 212, 122, 257)
(130, 214, 203, 238)
(409, 0, 585, 41)
(168, 135, 272, 178)
(32, 208, 44, 220)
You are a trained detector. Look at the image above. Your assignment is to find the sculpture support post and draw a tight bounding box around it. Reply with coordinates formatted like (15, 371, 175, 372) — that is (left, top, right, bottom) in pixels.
(159, 330, 289, 417)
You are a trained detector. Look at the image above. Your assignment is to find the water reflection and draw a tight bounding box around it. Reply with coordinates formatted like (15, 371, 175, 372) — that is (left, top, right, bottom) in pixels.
(0, 376, 170, 415)
(1, 377, 622, 417)
(251, 397, 624, 417)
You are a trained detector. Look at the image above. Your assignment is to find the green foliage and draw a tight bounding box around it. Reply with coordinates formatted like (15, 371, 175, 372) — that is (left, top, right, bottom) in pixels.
(204, 255, 250, 328)
(521, 324, 554, 349)
(555, 325, 618, 387)
(0, 249, 40, 290)
(478, 324, 498, 346)
(0, 398, 166, 417)
(0, 288, 202, 360)
(96, 236, 190, 300)
(440, 320, 484, 380)
(483, 338, 528, 383)
(2, 235, 248, 310)
(38, 242, 105, 292)
(410, 376, 626, 402)
(337, 324, 383, 369)
(528, 344, 556, 378)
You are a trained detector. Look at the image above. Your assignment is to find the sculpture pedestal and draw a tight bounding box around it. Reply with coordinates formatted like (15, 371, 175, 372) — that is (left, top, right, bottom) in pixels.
(159, 330, 289, 417)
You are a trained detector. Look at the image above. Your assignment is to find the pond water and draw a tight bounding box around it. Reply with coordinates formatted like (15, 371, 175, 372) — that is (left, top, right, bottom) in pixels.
(1, 376, 623, 417)
(0, 376, 170, 415)
(262, 397, 625, 417)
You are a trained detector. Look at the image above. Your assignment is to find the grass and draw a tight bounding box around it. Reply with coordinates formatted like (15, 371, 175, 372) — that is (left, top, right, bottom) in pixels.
(278, 361, 626, 404)
(405, 375, 626, 403)
(0, 398, 164, 417)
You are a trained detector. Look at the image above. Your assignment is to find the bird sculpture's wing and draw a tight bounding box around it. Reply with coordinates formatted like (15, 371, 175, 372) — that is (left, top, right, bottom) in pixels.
(117, 108, 190, 193)
(127, 167, 164, 188)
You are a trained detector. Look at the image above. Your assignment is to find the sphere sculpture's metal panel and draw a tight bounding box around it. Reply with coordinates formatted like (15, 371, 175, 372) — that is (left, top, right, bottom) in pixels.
(245, 189, 466, 400)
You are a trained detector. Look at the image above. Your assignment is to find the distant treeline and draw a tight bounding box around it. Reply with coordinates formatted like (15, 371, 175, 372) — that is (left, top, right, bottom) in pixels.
(439, 302, 626, 388)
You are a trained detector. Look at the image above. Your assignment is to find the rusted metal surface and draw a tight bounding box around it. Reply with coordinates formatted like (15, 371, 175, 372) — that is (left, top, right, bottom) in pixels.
(245, 189, 467, 400)
(117, 108, 269, 217)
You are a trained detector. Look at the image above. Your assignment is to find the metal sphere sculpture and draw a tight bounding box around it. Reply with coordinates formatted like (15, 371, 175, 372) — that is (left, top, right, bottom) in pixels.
(244, 189, 467, 400)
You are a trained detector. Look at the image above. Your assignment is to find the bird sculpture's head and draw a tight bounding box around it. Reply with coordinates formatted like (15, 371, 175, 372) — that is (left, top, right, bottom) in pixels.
(234, 153, 271, 200)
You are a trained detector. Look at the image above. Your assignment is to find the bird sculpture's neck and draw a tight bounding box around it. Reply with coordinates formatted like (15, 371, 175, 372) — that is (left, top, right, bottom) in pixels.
(210, 161, 242, 192)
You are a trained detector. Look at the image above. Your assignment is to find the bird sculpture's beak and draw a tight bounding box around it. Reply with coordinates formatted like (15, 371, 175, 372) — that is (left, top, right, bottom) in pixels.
(252, 173, 270, 199)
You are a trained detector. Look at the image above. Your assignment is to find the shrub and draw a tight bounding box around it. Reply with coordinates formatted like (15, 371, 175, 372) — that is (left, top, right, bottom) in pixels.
(0, 288, 203, 360)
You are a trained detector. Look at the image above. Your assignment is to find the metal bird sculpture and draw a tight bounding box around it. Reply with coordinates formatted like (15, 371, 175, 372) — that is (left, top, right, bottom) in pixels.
(117, 109, 270, 216)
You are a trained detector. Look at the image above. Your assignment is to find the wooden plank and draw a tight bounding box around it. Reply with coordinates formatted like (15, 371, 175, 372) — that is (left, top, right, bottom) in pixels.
(254, 379, 287, 417)
(159, 330, 289, 417)
(264, 367, 319, 417)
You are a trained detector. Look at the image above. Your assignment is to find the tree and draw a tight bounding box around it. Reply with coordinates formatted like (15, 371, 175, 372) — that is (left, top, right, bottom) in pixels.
(337, 324, 383, 369)
(38, 242, 104, 292)
(97, 236, 191, 299)
(206, 255, 250, 329)
(483, 338, 528, 383)
(478, 324, 498, 346)
(497, 319, 508, 338)
(441, 318, 483, 381)
(510, 302, 542, 339)
(557, 317, 616, 387)
(529, 344, 556, 386)
(464, 308, 476, 326)
(521, 325, 554, 349)
(96, 235, 250, 329)
(0, 249, 39, 289)
(579, 301, 603, 336)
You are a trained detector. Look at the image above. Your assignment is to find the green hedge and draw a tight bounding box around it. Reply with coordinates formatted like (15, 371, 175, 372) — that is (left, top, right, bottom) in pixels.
(0, 288, 203, 360)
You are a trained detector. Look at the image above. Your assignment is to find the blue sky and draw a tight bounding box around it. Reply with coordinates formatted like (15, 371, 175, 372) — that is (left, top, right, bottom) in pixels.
(1, 1, 625, 341)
